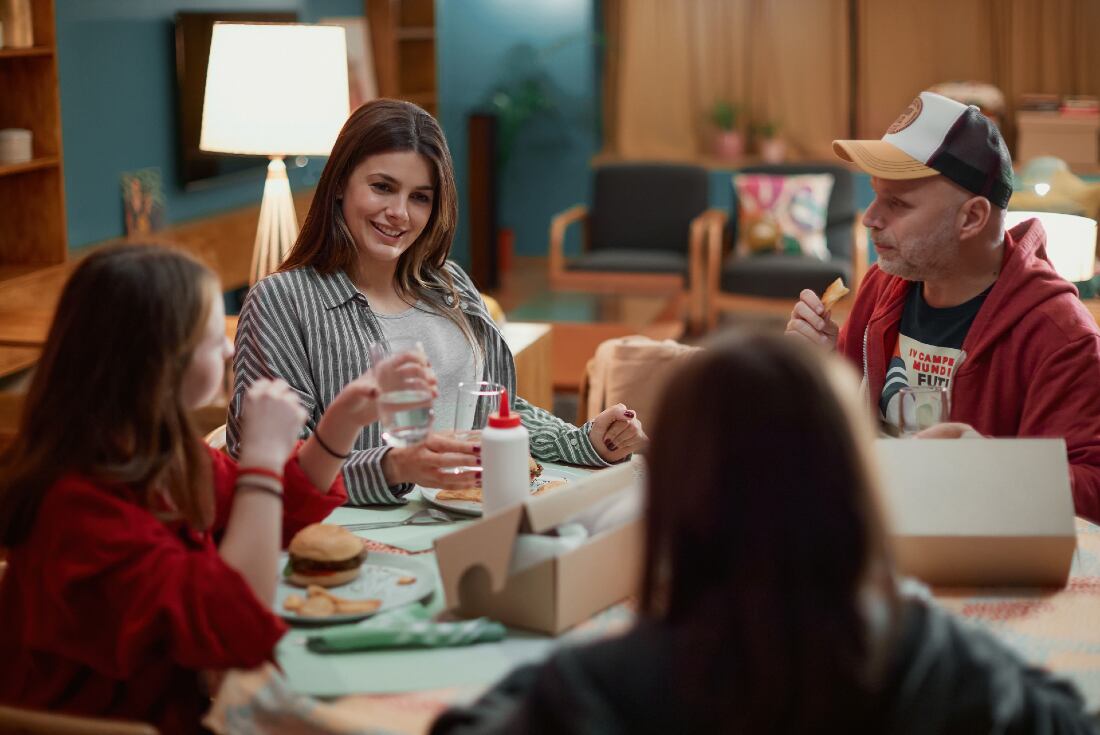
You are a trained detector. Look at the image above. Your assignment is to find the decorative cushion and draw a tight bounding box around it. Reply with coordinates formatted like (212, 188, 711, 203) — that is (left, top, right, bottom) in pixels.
(733, 173, 834, 260)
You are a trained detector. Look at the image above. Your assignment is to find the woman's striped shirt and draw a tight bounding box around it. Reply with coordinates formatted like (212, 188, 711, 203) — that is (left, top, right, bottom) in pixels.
(227, 262, 610, 505)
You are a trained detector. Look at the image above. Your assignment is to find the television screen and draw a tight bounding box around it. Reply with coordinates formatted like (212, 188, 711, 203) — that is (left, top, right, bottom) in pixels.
(173, 11, 297, 190)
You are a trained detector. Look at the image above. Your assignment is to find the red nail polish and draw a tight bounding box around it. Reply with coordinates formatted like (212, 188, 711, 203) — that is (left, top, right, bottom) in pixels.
(473, 445, 481, 454)
(624, 410, 635, 419)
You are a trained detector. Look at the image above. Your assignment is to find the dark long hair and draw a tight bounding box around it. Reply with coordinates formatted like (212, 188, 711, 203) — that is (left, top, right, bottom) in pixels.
(281, 98, 475, 348)
(641, 331, 897, 732)
(0, 245, 217, 546)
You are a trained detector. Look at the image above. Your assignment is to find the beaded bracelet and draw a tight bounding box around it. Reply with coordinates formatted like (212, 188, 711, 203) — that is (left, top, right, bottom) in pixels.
(313, 428, 350, 460)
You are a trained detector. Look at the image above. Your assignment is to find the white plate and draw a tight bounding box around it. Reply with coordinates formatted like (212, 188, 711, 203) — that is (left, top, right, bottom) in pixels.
(275, 551, 433, 625)
(419, 469, 582, 517)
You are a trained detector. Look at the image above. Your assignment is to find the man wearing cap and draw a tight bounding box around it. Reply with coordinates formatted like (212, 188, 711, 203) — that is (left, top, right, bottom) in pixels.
(787, 91, 1100, 523)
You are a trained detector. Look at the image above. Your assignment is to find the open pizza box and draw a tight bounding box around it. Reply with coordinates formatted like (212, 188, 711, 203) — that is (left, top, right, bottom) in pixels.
(875, 438, 1076, 587)
(433, 461, 643, 635)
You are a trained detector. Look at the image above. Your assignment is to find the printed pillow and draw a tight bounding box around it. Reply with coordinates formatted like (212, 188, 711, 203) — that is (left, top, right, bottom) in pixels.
(733, 173, 835, 260)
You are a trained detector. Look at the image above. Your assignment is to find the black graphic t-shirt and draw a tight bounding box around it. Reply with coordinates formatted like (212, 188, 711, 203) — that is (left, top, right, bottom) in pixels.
(880, 283, 992, 429)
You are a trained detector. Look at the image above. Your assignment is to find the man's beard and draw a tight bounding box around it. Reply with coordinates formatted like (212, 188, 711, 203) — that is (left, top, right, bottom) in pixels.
(873, 216, 958, 282)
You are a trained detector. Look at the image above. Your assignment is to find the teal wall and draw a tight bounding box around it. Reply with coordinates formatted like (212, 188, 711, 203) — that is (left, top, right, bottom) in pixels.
(436, 0, 599, 265)
(56, 0, 361, 252)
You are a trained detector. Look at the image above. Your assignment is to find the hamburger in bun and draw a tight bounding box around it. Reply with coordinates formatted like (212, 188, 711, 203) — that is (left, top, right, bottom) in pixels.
(285, 523, 365, 588)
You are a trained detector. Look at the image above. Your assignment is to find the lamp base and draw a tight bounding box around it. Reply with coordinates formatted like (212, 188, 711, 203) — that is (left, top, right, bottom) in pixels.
(250, 156, 299, 285)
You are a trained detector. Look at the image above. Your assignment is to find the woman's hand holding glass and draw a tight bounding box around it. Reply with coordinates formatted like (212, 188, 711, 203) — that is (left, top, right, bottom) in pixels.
(381, 432, 481, 490)
(368, 338, 438, 447)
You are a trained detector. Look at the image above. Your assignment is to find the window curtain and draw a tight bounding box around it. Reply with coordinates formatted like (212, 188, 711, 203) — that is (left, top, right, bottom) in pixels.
(859, 0, 1100, 145)
(605, 0, 1099, 161)
(603, 0, 850, 161)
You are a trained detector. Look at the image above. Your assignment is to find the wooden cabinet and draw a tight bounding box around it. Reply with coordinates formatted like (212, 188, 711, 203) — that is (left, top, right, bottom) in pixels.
(0, 0, 66, 280)
(365, 0, 437, 115)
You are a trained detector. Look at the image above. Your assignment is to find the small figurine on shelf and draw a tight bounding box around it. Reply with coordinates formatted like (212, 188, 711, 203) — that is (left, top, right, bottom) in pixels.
(710, 100, 744, 161)
(755, 120, 786, 163)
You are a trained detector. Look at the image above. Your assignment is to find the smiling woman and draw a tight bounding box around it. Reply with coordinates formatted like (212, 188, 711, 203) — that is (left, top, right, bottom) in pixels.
(228, 99, 648, 506)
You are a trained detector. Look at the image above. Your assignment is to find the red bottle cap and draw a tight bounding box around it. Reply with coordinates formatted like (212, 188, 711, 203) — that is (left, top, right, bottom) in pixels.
(488, 388, 521, 428)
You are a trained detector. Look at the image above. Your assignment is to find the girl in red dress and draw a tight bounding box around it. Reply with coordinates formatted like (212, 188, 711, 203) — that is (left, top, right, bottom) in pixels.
(0, 244, 432, 733)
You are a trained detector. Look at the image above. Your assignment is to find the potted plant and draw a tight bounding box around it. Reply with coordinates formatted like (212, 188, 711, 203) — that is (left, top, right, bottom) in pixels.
(710, 100, 743, 161)
(756, 120, 785, 163)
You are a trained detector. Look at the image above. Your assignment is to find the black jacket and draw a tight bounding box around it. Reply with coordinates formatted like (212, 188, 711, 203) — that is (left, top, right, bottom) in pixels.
(431, 599, 1098, 734)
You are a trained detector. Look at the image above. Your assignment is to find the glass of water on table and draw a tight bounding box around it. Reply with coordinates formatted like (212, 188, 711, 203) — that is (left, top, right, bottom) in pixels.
(368, 337, 435, 447)
(898, 385, 949, 437)
(441, 381, 504, 474)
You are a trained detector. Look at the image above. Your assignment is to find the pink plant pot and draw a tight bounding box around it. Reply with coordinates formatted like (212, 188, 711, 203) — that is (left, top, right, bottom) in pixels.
(760, 138, 786, 163)
(714, 131, 744, 161)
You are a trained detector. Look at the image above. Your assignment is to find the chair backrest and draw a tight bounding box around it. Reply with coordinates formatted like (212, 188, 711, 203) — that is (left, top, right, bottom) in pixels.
(589, 164, 709, 253)
(581, 335, 701, 425)
(730, 163, 856, 259)
(0, 705, 159, 735)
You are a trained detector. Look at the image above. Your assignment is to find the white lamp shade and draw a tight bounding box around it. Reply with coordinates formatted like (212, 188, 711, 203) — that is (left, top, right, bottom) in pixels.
(200, 23, 350, 156)
(1006, 211, 1097, 283)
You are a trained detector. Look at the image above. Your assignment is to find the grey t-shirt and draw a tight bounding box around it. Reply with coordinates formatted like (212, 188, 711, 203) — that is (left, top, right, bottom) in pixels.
(375, 302, 481, 434)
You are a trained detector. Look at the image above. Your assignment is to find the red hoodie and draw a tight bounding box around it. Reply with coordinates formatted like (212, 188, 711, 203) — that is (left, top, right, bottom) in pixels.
(838, 218, 1100, 522)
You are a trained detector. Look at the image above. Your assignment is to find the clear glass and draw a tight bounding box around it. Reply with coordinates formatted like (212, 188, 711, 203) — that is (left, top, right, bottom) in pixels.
(440, 380, 503, 474)
(368, 337, 434, 447)
(898, 385, 949, 437)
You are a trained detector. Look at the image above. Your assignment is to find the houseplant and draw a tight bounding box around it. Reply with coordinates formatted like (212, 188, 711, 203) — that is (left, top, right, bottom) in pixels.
(755, 120, 785, 163)
(710, 100, 743, 161)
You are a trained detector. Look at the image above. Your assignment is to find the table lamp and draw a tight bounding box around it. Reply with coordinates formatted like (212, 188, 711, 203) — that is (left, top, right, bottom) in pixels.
(200, 22, 350, 285)
(1005, 211, 1097, 287)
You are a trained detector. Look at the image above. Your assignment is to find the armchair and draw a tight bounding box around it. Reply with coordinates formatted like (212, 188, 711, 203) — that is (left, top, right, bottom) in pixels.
(549, 163, 722, 331)
(701, 163, 868, 330)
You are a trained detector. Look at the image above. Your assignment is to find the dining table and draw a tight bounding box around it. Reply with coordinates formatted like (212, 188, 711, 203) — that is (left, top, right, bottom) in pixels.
(205, 475, 1100, 735)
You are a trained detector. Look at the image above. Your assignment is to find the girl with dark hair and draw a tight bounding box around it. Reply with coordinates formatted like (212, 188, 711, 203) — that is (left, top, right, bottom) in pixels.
(0, 244, 426, 733)
(431, 332, 1097, 734)
(228, 99, 647, 506)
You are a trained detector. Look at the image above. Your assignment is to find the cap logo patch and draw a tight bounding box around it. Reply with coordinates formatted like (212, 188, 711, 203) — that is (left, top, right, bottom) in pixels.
(887, 96, 923, 134)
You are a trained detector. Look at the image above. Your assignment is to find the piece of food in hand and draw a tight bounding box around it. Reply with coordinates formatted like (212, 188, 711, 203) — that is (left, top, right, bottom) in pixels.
(820, 278, 850, 310)
(285, 523, 366, 588)
(529, 456, 543, 482)
(298, 594, 337, 617)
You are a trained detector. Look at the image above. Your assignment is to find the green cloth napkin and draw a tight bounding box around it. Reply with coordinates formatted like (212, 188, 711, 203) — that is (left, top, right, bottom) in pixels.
(306, 604, 505, 654)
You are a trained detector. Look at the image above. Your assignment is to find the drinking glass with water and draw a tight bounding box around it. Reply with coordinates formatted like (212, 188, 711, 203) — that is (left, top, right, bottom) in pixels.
(368, 337, 434, 447)
(440, 381, 503, 474)
(898, 385, 949, 437)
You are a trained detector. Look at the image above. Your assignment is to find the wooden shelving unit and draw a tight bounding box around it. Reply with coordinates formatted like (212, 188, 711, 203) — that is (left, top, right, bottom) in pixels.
(0, 0, 67, 277)
(366, 0, 437, 116)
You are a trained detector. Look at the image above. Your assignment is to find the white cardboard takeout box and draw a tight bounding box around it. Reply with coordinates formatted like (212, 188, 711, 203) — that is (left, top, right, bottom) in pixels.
(875, 438, 1076, 587)
(433, 462, 642, 634)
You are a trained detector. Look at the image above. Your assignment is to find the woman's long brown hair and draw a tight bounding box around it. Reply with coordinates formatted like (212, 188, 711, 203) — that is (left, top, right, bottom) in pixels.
(641, 331, 896, 732)
(280, 98, 475, 348)
(0, 245, 217, 546)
